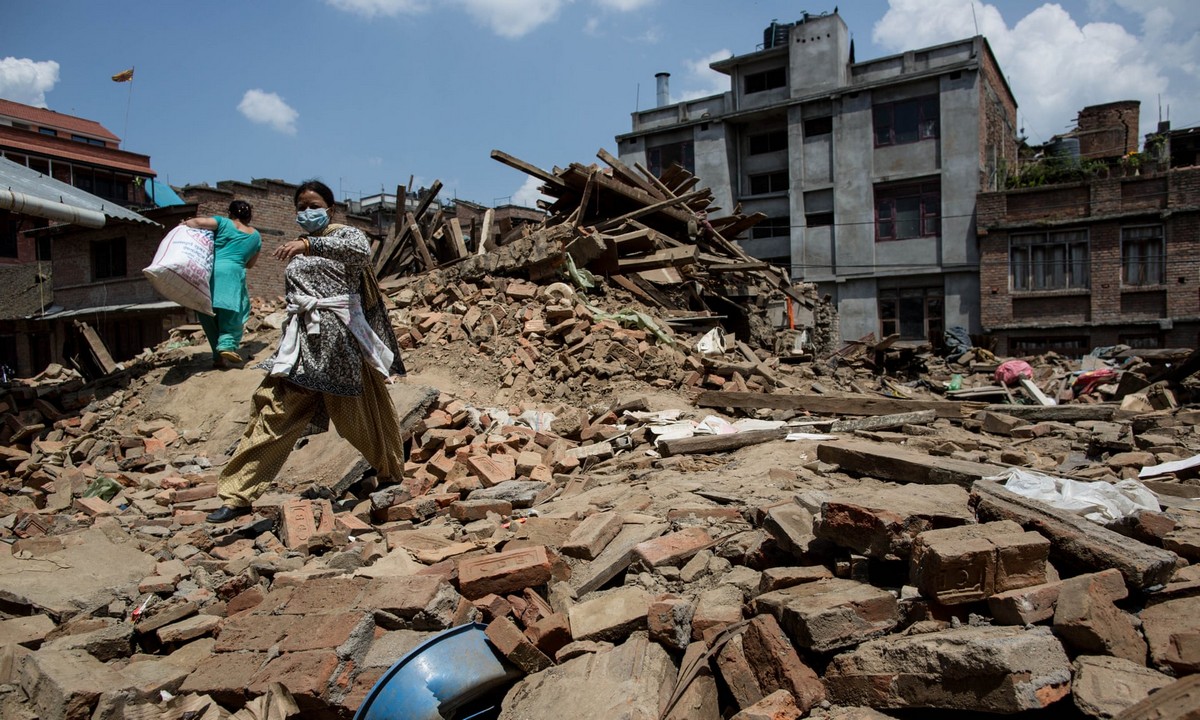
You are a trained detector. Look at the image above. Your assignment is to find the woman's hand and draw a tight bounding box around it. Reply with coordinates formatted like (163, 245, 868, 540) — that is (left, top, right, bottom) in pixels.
(274, 238, 309, 261)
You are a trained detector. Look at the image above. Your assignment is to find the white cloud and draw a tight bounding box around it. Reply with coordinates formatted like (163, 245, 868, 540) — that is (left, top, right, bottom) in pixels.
(872, 0, 1191, 145)
(455, 0, 565, 38)
(677, 49, 732, 102)
(512, 175, 548, 207)
(593, 0, 654, 10)
(323, 0, 428, 17)
(237, 89, 299, 136)
(0, 57, 60, 108)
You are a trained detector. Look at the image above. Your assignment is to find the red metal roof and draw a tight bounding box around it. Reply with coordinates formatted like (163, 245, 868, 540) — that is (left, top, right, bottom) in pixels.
(0, 125, 154, 176)
(0, 97, 120, 143)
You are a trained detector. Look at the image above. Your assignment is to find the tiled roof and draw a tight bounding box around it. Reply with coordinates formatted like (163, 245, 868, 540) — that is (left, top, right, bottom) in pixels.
(0, 98, 120, 142)
(0, 125, 154, 176)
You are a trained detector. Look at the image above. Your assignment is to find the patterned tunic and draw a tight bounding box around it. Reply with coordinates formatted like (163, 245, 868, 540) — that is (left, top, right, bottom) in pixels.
(256, 224, 404, 396)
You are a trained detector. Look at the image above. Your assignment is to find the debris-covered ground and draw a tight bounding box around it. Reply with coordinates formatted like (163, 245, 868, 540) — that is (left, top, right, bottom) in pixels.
(2, 151, 1200, 719)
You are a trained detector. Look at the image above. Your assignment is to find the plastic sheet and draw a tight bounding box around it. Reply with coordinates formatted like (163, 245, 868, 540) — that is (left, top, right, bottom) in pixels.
(987, 466, 1159, 524)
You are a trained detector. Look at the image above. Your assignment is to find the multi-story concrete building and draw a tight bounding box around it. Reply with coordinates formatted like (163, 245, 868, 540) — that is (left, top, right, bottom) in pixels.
(616, 10, 1018, 345)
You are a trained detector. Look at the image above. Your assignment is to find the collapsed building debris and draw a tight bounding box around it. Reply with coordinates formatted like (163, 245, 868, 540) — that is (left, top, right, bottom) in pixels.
(2, 149, 1200, 720)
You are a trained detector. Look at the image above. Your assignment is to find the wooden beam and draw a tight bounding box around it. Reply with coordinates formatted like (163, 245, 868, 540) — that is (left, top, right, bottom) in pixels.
(593, 188, 712, 232)
(981, 404, 1117, 422)
(657, 428, 787, 457)
(829, 409, 938, 432)
(75, 321, 117, 375)
(491, 149, 567, 189)
(477, 208, 494, 254)
(616, 246, 696, 273)
(446, 218, 468, 259)
(597, 148, 663, 199)
(972, 479, 1179, 590)
(696, 390, 982, 419)
(405, 212, 435, 270)
(1018, 377, 1056, 406)
(816, 439, 1005, 488)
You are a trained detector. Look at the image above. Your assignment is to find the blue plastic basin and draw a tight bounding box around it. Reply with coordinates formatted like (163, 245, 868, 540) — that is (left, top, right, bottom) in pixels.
(353, 622, 521, 720)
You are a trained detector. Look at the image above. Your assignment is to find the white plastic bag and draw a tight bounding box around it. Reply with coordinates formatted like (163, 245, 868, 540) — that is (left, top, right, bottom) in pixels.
(143, 226, 214, 315)
(988, 467, 1160, 524)
(695, 327, 725, 355)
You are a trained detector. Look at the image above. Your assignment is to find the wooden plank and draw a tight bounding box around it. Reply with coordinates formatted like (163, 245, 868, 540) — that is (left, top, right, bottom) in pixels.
(405, 212, 435, 270)
(490, 149, 567, 189)
(477, 208, 494, 254)
(972, 479, 1179, 590)
(982, 404, 1117, 422)
(75, 321, 117, 375)
(1018, 377, 1056, 406)
(597, 148, 663, 199)
(657, 428, 787, 457)
(446, 218, 468, 259)
(829, 409, 938, 433)
(586, 173, 698, 226)
(696, 390, 982, 419)
(816, 439, 1006, 488)
(706, 261, 771, 272)
(616, 246, 697, 273)
(609, 274, 667, 309)
(593, 188, 711, 232)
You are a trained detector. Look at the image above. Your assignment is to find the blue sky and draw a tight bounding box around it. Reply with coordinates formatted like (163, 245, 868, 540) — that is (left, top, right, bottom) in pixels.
(2, 1, 1197, 208)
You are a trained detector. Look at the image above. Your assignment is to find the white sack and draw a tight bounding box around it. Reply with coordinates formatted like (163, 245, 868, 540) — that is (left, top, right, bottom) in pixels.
(143, 226, 214, 315)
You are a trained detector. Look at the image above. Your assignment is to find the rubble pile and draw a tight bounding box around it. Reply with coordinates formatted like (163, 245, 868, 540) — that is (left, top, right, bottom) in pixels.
(2, 151, 1200, 719)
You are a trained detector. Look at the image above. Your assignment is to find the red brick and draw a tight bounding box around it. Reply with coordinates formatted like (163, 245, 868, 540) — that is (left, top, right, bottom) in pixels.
(357, 576, 449, 618)
(280, 498, 318, 549)
(525, 612, 571, 659)
(215, 614, 294, 652)
(279, 611, 373, 652)
(173, 484, 217, 503)
(562, 511, 623, 560)
(179, 652, 268, 706)
(450, 498, 512, 522)
(248, 650, 340, 706)
(457, 545, 553, 599)
(485, 616, 553, 674)
(226, 586, 266, 616)
(279, 577, 369, 615)
(465, 454, 516, 488)
(472, 593, 512, 621)
(634, 527, 713, 567)
(74, 496, 118, 517)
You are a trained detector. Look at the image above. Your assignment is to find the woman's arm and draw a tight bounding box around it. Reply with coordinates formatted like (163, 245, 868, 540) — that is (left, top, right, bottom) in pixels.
(182, 217, 218, 230)
(307, 226, 370, 269)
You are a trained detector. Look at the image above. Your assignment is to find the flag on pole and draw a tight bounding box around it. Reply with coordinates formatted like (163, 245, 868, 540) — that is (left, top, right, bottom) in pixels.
(111, 68, 134, 82)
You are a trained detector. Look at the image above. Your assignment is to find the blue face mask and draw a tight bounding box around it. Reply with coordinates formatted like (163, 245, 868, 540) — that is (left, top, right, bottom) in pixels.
(296, 207, 329, 233)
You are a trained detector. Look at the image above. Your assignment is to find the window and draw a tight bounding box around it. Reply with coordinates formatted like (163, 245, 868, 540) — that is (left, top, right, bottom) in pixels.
(38, 127, 58, 137)
(804, 116, 832, 137)
(0, 212, 19, 258)
(875, 181, 940, 241)
(71, 134, 106, 147)
(879, 287, 943, 342)
(1011, 337, 1089, 357)
(744, 67, 786, 94)
(91, 238, 127, 280)
(751, 216, 790, 239)
(1010, 230, 1090, 291)
(1122, 225, 1164, 286)
(748, 171, 788, 195)
(804, 189, 833, 227)
(748, 130, 787, 155)
(873, 95, 939, 146)
(646, 140, 694, 177)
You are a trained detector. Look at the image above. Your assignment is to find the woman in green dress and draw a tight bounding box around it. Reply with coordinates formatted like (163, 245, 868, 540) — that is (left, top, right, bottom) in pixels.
(182, 200, 262, 367)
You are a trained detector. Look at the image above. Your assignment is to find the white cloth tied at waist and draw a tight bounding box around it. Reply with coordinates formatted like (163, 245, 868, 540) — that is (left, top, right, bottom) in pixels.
(270, 293, 394, 379)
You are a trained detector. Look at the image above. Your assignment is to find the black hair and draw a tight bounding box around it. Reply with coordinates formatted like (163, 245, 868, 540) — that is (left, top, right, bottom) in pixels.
(294, 179, 335, 209)
(228, 200, 253, 223)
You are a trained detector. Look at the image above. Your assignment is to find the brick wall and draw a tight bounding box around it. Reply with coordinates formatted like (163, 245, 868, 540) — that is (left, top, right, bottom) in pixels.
(978, 165, 1200, 352)
(1076, 101, 1139, 159)
(178, 179, 376, 300)
(977, 44, 1018, 190)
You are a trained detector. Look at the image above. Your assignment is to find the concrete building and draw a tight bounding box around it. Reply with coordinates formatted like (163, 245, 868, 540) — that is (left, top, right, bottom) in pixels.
(616, 10, 1018, 345)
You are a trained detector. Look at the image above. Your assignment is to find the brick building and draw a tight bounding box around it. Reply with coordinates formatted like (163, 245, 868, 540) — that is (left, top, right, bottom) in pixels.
(0, 97, 159, 266)
(177, 179, 376, 300)
(977, 103, 1200, 356)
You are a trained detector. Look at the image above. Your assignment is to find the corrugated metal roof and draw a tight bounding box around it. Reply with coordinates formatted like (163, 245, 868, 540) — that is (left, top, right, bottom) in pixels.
(0, 98, 120, 142)
(0, 156, 156, 225)
(36, 299, 182, 320)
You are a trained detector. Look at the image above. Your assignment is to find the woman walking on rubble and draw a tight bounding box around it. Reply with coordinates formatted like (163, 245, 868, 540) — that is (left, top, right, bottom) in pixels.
(181, 200, 261, 368)
(206, 180, 407, 524)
